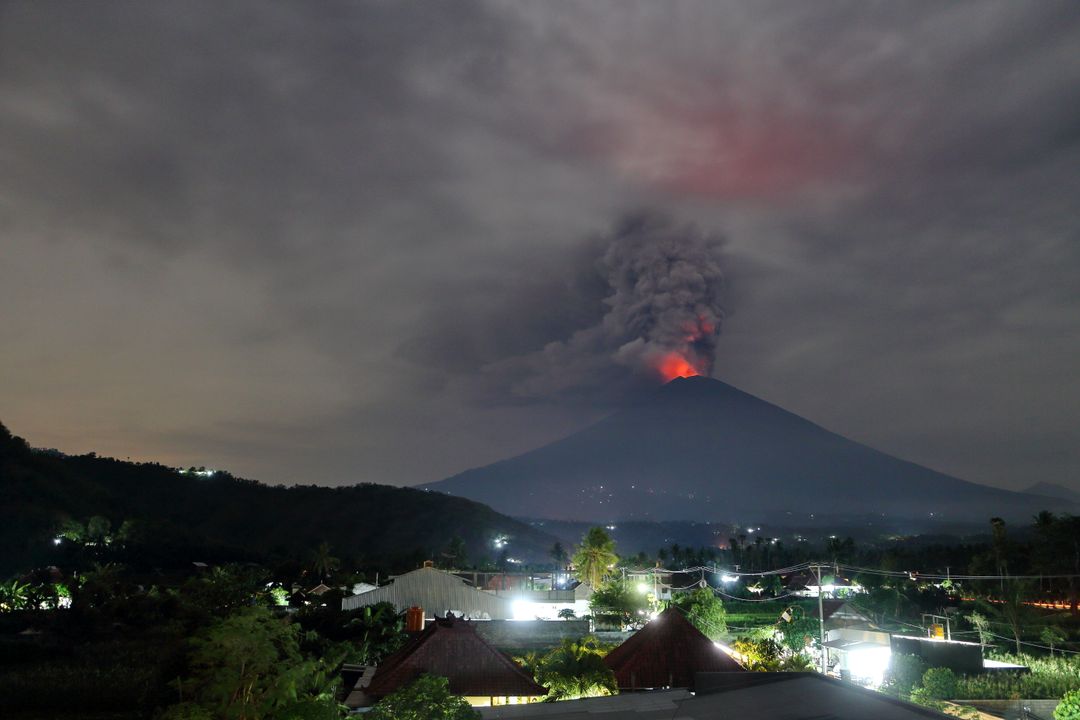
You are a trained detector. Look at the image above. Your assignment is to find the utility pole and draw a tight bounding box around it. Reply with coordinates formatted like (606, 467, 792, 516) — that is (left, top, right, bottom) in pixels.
(815, 563, 826, 674)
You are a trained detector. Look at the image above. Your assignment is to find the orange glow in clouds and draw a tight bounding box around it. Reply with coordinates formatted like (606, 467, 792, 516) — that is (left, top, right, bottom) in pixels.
(655, 352, 700, 382)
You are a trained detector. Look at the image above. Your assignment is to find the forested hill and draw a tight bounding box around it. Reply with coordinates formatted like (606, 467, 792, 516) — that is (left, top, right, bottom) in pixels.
(0, 421, 557, 576)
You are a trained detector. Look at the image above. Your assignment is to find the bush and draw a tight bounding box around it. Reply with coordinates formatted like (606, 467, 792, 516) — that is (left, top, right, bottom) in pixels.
(1056, 689, 1080, 720)
(954, 653, 1080, 700)
(882, 654, 928, 699)
(672, 588, 726, 640)
(519, 636, 616, 701)
(921, 667, 958, 700)
(589, 579, 649, 630)
(732, 636, 784, 672)
(368, 675, 479, 720)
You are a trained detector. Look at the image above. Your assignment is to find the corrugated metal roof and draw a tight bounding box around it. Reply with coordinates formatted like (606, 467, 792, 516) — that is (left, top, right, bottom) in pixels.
(341, 566, 514, 620)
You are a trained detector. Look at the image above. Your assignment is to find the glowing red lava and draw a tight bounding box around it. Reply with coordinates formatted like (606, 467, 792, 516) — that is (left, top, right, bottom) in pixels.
(655, 352, 700, 382)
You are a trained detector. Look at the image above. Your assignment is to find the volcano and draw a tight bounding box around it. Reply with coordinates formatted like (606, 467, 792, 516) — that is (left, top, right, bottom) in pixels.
(422, 376, 1064, 523)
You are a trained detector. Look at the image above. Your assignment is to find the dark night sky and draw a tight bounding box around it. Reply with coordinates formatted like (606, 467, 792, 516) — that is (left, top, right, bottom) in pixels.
(2, 1, 1079, 494)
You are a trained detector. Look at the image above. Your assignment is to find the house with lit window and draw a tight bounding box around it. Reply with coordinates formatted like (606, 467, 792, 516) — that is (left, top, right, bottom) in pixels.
(347, 614, 546, 708)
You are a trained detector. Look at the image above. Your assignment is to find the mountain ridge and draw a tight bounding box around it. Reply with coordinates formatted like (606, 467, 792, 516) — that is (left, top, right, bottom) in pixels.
(422, 376, 1066, 523)
(0, 420, 558, 575)
(1023, 480, 1080, 503)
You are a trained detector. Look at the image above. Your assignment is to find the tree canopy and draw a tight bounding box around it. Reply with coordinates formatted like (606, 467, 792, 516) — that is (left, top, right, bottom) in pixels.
(367, 675, 479, 720)
(572, 527, 618, 589)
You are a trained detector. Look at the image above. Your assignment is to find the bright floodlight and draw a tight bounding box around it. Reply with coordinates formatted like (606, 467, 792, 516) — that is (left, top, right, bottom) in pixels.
(512, 599, 538, 621)
(848, 645, 892, 687)
(637, 582, 649, 594)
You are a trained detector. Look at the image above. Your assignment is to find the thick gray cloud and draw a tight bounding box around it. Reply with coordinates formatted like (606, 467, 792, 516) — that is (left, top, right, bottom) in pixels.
(1, 0, 1078, 495)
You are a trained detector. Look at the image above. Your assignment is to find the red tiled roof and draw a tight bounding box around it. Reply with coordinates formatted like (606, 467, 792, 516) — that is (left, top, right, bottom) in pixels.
(483, 574, 531, 591)
(603, 607, 743, 690)
(366, 614, 546, 699)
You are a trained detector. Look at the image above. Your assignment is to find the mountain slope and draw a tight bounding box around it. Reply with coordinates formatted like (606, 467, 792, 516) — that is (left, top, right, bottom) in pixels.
(1023, 481, 1080, 503)
(422, 376, 1065, 523)
(0, 421, 557, 575)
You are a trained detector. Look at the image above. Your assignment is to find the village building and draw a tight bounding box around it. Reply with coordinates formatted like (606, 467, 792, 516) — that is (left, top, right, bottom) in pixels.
(786, 571, 865, 598)
(602, 607, 743, 691)
(341, 563, 514, 620)
(809, 598, 877, 630)
(342, 564, 595, 622)
(480, 672, 954, 719)
(347, 614, 546, 708)
(821, 615, 1027, 687)
(450, 571, 595, 620)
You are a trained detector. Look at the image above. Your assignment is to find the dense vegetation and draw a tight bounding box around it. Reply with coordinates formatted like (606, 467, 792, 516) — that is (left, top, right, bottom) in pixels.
(0, 421, 558, 577)
(0, 561, 409, 719)
(5, 419, 1080, 717)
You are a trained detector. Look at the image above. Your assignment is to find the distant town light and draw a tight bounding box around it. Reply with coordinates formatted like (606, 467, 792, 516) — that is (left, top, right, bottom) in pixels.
(52, 536, 62, 546)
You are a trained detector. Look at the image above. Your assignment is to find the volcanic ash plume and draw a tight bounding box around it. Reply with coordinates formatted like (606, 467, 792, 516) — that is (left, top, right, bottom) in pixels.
(601, 212, 725, 381)
(486, 211, 725, 398)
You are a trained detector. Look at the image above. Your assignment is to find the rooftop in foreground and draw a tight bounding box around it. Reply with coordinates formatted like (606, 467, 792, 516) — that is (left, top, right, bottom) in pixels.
(481, 672, 953, 719)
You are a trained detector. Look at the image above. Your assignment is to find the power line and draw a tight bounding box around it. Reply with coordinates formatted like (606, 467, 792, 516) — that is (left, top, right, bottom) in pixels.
(983, 631, 1080, 656)
(633, 560, 1080, 582)
(837, 563, 1080, 581)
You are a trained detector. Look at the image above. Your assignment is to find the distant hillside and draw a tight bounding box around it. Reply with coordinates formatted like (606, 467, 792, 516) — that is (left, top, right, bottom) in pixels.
(0, 421, 557, 576)
(1022, 481, 1080, 503)
(423, 376, 1068, 523)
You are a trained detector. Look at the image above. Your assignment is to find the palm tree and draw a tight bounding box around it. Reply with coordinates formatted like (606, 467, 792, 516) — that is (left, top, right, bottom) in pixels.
(572, 527, 618, 589)
(526, 637, 617, 700)
(550, 542, 568, 570)
(988, 580, 1036, 654)
(1041, 626, 1066, 657)
(0, 579, 30, 611)
(990, 517, 1008, 590)
(444, 536, 467, 569)
(310, 541, 340, 581)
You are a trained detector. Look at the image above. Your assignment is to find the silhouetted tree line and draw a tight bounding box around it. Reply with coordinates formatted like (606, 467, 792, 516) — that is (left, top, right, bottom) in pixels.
(0, 420, 554, 578)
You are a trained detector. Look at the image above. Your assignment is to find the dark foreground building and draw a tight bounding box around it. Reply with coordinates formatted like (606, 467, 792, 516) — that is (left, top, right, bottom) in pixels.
(602, 607, 743, 690)
(481, 672, 954, 719)
(350, 614, 546, 708)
